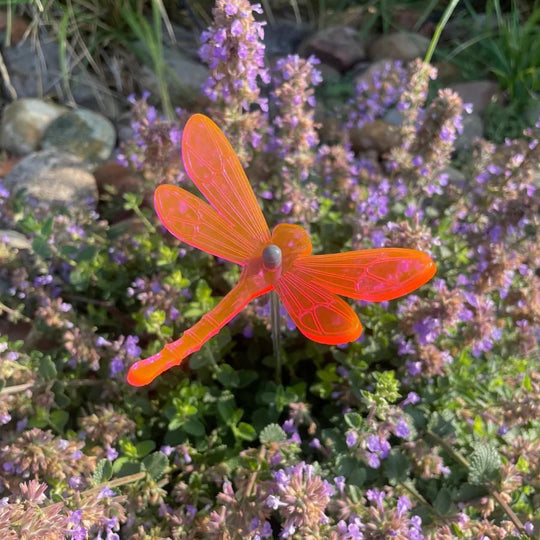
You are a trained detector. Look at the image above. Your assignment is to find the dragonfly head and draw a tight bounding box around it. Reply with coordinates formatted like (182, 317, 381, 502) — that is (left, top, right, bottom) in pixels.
(262, 244, 282, 270)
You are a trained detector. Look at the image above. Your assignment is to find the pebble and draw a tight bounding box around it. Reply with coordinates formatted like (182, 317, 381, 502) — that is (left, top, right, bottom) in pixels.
(350, 119, 401, 154)
(0, 98, 67, 155)
(3, 149, 98, 210)
(41, 109, 116, 170)
(454, 112, 483, 151)
(367, 32, 430, 62)
(136, 45, 209, 110)
(300, 26, 366, 72)
(449, 80, 500, 115)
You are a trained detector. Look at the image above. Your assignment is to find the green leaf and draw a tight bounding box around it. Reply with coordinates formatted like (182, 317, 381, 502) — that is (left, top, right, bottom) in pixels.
(217, 395, 237, 425)
(344, 412, 363, 429)
(143, 452, 168, 481)
(428, 410, 456, 438)
(41, 216, 54, 237)
(183, 416, 205, 437)
(39, 356, 57, 380)
(433, 488, 454, 515)
(189, 352, 213, 370)
(93, 459, 113, 484)
(134, 440, 156, 458)
(234, 422, 257, 441)
(215, 364, 240, 388)
(49, 410, 69, 432)
(468, 443, 502, 485)
(32, 236, 52, 258)
(259, 423, 287, 444)
(384, 452, 410, 483)
(77, 245, 99, 262)
(112, 457, 141, 477)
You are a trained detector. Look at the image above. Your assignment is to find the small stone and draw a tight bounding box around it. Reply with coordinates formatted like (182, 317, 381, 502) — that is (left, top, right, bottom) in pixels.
(449, 80, 500, 115)
(3, 149, 98, 210)
(300, 26, 366, 72)
(0, 98, 67, 155)
(264, 19, 310, 59)
(350, 119, 401, 154)
(433, 61, 461, 85)
(94, 162, 143, 197)
(41, 109, 116, 170)
(0, 229, 32, 250)
(136, 44, 209, 110)
(352, 59, 397, 89)
(367, 32, 430, 62)
(383, 107, 404, 126)
(3, 38, 62, 99)
(438, 166, 466, 187)
(454, 112, 483, 151)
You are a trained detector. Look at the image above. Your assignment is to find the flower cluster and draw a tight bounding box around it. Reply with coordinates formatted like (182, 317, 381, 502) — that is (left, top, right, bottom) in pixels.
(199, 0, 269, 164)
(117, 92, 187, 184)
(267, 462, 334, 537)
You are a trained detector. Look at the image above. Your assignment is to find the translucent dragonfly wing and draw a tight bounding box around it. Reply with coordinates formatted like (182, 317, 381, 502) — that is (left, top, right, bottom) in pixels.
(182, 114, 271, 249)
(154, 184, 259, 265)
(292, 248, 436, 302)
(274, 270, 362, 345)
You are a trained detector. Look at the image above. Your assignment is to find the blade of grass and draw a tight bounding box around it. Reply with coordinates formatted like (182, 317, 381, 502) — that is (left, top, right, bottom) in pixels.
(424, 0, 461, 64)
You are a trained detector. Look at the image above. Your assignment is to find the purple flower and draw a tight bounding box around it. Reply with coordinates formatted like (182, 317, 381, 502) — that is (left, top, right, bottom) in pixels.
(401, 392, 420, 406)
(125, 335, 141, 357)
(397, 495, 412, 517)
(346, 431, 358, 447)
(98, 486, 115, 499)
(366, 452, 380, 468)
(265, 494, 286, 509)
(106, 446, 118, 461)
(366, 488, 385, 510)
(69, 476, 83, 489)
(334, 475, 346, 494)
(394, 419, 410, 438)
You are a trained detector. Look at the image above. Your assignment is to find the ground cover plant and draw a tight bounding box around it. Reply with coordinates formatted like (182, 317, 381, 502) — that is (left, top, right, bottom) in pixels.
(0, 0, 539, 538)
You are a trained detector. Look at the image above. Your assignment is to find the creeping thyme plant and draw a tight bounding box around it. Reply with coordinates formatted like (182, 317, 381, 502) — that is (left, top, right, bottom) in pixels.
(1, 0, 539, 538)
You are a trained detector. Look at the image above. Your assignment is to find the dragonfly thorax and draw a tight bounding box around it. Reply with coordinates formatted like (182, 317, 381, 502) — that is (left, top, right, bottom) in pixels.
(262, 244, 282, 271)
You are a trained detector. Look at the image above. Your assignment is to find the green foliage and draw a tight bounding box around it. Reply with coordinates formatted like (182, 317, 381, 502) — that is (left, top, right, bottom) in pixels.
(468, 443, 502, 486)
(259, 423, 288, 444)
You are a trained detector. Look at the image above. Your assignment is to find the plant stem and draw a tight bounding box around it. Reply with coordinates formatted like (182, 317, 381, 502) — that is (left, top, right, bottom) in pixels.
(270, 290, 282, 384)
(424, 0, 461, 64)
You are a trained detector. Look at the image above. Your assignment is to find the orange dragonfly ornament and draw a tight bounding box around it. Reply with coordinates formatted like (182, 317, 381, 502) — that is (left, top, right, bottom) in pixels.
(127, 114, 436, 387)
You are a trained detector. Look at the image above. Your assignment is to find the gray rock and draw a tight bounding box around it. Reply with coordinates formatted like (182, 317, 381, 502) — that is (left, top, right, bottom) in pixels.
(350, 119, 401, 154)
(3, 149, 98, 210)
(367, 32, 430, 62)
(454, 112, 483, 151)
(41, 109, 116, 170)
(383, 107, 404, 126)
(264, 19, 311, 59)
(0, 229, 32, 250)
(3, 37, 63, 99)
(449, 80, 500, 115)
(135, 43, 209, 109)
(2, 35, 120, 119)
(0, 98, 67, 155)
(352, 59, 399, 89)
(438, 166, 466, 187)
(300, 26, 366, 72)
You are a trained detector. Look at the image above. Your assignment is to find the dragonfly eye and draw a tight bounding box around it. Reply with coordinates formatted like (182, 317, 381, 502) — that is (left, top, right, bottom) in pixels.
(262, 244, 282, 270)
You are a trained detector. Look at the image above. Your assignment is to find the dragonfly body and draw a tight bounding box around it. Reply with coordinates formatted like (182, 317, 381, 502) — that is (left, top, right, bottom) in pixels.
(127, 114, 436, 387)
